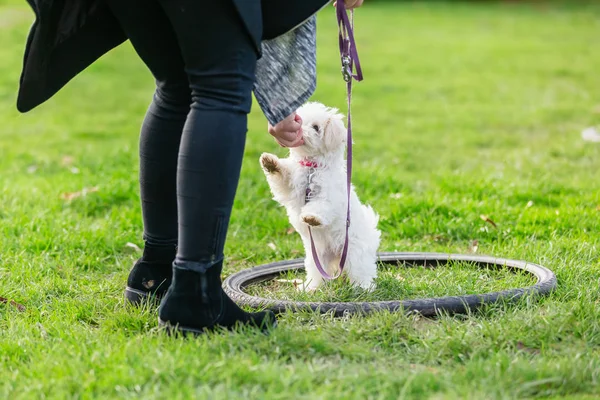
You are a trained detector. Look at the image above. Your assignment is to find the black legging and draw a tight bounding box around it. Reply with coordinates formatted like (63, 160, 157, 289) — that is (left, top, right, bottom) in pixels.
(106, 0, 258, 269)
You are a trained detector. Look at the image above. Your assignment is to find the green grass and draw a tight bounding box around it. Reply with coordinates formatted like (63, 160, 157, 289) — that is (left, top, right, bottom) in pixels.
(246, 261, 537, 303)
(1, 0, 600, 398)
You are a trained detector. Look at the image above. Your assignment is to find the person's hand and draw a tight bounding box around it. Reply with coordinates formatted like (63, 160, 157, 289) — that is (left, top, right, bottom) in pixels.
(333, 0, 364, 9)
(268, 113, 304, 148)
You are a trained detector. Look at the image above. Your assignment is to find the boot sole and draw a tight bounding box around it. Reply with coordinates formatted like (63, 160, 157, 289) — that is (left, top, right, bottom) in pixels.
(124, 286, 163, 306)
(157, 317, 277, 337)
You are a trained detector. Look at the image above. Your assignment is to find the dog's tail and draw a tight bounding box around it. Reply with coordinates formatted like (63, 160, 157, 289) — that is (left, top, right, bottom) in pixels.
(361, 204, 380, 232)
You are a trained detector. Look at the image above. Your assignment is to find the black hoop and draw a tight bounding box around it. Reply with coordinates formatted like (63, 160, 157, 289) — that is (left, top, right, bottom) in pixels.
(223, 252, 557, 317)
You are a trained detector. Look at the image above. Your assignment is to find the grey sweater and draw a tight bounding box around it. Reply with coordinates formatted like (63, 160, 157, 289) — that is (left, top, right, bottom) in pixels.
(254, 16, 318, 126)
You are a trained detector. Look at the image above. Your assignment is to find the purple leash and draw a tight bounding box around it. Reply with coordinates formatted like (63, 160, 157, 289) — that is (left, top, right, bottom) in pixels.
(308, 1, 363, 281)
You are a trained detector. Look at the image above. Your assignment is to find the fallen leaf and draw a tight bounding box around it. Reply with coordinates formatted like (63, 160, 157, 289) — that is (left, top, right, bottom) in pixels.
(37, 323, 48, 339)
(424, 234, 446, 242)
(408, 364, 439, 374)
(480, 214, 498, 229)
(60, 186, 98, 201)
(267, 242, 277, 251)
(516, 341, 540, 355)
(61, 156, 75, 166)
(469, 240, 479, 253)
(286, 228, 296, 235)
(526, 200, 534, 208)
(61, 192, 78, 201)
(275, 278, 304, 287)
(291, 249, 301, 255)
(125, 242, 142, 252)
(0, 296, 25, 312)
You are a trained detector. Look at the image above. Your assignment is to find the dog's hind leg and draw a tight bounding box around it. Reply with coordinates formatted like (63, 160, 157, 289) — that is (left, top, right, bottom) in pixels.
(343, 251, 377, 292)
(297, 251, 326, 292)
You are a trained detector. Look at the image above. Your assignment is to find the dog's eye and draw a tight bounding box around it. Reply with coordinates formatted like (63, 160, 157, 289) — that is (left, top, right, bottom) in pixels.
(312, 124, 320, 132)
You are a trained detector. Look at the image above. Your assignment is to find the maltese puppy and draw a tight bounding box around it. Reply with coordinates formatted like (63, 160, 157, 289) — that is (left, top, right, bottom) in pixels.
(260, 102, 381, 291)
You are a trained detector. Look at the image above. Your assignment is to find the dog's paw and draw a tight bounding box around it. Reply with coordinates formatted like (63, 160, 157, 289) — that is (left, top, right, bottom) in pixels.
(360, 282, 376, 293)
(351, 278, 376, 292)
(260, 153, 280, 174)
(301, 213, 322, 227)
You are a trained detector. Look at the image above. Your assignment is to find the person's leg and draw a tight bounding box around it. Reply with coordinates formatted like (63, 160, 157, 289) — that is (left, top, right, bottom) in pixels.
(154, 0, 275, 333)
(108, 0, 275, 332)
(107, 0, 190, 303)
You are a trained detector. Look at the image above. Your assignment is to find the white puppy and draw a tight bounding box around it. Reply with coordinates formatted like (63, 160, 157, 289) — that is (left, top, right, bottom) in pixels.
(260, 102, 381, 291)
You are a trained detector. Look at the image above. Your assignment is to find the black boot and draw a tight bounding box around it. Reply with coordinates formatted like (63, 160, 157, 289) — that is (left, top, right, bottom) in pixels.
(158, 262, 277, 335)
(124, 244, 176, 305)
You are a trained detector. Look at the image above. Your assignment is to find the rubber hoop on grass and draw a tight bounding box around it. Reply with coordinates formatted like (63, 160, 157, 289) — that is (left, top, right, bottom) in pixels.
(223, 252, 557, 317)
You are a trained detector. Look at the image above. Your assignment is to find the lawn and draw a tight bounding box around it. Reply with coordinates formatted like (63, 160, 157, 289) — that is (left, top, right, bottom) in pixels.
(1, 0, 600, 398)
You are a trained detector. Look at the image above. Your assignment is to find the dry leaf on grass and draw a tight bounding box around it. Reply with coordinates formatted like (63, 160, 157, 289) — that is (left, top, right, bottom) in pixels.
(60, 156, 79, 173)
(286, 228, 296, 235)
(516, 341, 541, 355)
(37, 323, 48, 339)
(125, 242, 142, 252)
(267, 242, 277, 251)
(409, 364, 440, 374)
(60, 186, 98, 201)
(425, 234, 446, 242)
(0, 296, 26, 312)
(479, 214, 498, 228)
(61, 156, 75, 166)
(469, 240, 479, 253)
(275, 278, 304, 289)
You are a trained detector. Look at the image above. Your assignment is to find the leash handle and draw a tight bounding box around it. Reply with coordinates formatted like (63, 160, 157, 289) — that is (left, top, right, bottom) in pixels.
(338, 6, 363, 82)
(308, 0, 362, 281)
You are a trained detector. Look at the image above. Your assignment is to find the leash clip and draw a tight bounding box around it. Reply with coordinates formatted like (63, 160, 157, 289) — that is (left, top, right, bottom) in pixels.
(341, 56, 351, 82)
(305, 167, 317, 203)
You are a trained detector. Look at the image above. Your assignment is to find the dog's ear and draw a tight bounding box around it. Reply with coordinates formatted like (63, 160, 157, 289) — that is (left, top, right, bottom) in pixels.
(323, 110, 346, 151)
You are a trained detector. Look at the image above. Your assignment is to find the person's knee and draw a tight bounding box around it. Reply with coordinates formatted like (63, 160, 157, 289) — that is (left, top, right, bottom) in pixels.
(189, 74, 255, 114)
(153, 79, 191, 115)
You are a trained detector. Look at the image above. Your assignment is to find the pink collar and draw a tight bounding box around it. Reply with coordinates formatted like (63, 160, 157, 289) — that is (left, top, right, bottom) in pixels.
(299, 159, 319, 168)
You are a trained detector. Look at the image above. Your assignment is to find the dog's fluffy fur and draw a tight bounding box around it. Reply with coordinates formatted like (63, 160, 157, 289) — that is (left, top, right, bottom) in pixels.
(260, 102, 381, 291)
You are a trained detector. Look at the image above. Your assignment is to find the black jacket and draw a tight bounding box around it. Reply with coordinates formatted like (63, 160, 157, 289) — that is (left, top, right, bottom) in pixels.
(16, 0, 330, 114)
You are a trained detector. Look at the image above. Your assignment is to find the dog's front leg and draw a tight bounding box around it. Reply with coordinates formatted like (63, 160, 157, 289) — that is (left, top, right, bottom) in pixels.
(259, 153, 292, 196)
(299, 200, 332, 228)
